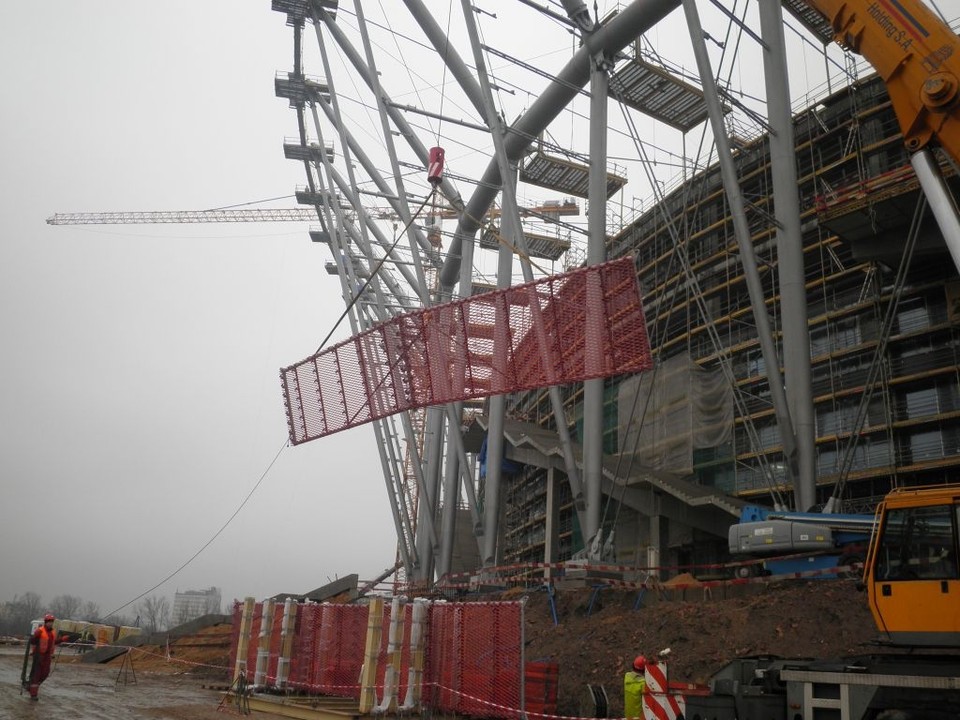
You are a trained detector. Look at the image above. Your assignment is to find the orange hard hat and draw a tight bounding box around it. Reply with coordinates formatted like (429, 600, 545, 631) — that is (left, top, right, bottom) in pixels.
(44, 614, 55, 622)
(633, 655, 647, 671)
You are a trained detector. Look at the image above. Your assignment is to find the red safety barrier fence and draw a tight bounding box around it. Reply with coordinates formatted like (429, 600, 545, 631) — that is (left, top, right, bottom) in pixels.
(281, 255, 652, 444)
(229, 599, 524, 719)
(289, 602, 321, 690)
(425, 601, 523, 717)
(315, 604, 368, 696)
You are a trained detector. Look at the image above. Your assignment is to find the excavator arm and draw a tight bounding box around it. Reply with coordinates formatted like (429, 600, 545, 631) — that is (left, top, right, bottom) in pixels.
(803, 0, 960, 159)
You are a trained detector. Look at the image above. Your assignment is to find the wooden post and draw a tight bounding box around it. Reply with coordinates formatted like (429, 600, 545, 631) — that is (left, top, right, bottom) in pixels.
(401, 598, 428, 710)
(358, 597, 384, 713)
(379, 596, 406, 712)
(233, 597, 256, 685)
(276, 598, 298, 689)
(254, 599, 275, 687)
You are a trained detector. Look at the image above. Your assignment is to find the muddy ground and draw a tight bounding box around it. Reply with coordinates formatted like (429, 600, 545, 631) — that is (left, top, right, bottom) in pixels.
(1, 578, 880, 718)
(0, 645, 269, 720)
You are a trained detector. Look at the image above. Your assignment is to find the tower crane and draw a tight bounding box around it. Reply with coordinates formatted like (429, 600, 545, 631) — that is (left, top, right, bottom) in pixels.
(46, 209, 318, 225)
(45, 198, 580, 226)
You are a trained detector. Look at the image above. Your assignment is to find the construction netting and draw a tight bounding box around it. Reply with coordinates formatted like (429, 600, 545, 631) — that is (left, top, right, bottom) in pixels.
(281, 255, 653, 444)
(617, 352, 733, 474)
(229, 598, 526, 718)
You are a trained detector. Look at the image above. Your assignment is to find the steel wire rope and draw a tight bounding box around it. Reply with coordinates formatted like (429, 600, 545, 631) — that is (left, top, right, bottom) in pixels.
(683, 0, 792, 507)
(470, 8, 564, 276)
(827, 193, 927, 510)
(329, 189, 558, 436)
(597, 9, 791, 532)
(375, 0, 438, 140)
(595, 81, 684, 541)
(102, 439, 288, 620)
(713, 0, 810, 508)
(320, 15, 391, 164)
(204, 194, 296, 211)
(313, 189, 439, 355)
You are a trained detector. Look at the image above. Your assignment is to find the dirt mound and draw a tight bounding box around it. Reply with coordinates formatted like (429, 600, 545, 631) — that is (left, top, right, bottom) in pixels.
(58, 624, 234, 680)
(133, 624, 232, 678)
(521, 578, 880, 716)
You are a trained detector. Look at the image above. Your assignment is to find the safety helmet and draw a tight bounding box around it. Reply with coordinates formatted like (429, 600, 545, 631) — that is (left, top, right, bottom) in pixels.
(633, 655, 647, 671)
(44, 613, 55, 622)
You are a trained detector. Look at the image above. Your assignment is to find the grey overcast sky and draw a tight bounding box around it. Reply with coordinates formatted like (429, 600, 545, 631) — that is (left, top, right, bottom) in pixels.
(0, 1, 397, 616)
(2, 0, 914, 617)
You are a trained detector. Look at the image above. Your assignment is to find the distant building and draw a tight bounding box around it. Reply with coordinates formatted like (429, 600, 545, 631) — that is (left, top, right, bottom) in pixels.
(172, 587, 221, 626)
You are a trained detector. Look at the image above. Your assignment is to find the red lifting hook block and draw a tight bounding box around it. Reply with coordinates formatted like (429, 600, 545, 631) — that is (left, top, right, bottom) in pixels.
(427, 146, 445, 185)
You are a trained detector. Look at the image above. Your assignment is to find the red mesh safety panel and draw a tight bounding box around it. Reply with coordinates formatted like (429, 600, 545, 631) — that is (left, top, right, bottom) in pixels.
(289, 603, 323, 691)
(241, 603, 264, 682)
(315, 604, 368, 697)
(266, 605, 284, 687)
(423, 601, 523, 718)
(372, 602, 413, 705)
(282, 256, 652, 444)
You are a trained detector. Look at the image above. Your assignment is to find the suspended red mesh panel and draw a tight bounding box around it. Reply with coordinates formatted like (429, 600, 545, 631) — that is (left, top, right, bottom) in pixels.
(282, 255, 652, 444)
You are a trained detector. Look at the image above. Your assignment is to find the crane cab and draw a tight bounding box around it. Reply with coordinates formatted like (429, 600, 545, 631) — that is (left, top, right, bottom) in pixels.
(865, 485, 960, 646)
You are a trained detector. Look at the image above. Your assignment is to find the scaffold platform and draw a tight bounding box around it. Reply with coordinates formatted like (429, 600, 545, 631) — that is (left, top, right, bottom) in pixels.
(275, 72, 330, 106)
(610, 58, 714, 133)
(283, 138, 335, 163)
(479, 226, 571, 261)
(519, 150, 627, 199)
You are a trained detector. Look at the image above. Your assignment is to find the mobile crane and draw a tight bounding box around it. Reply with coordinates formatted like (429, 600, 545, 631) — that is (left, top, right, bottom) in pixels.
(800, 0, 960, 273)
(685, 485, 960, 719)
(787, 0, 960, 653)
(682, 3, 960, 716)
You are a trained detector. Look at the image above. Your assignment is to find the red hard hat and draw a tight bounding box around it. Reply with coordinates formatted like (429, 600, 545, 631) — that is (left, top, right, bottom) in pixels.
(633, 655, 647, 671)
(44, 613, 55, 622)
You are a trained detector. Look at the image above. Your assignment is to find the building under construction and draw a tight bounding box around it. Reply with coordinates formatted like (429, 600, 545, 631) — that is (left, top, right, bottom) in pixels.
(262, 1, 960, 586)
(498, 70, 960, 571)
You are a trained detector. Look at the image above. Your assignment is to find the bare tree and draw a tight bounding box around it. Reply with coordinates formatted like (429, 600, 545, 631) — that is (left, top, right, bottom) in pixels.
(19, 592, 43, 621)
(137, 596, 170, 634)
(0, 592, 44, 635)
(78, 601, 101, 622)
(49, 594, 83, 620)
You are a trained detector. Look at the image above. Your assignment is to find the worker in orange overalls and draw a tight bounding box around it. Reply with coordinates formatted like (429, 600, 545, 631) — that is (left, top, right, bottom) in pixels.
(25, 613, 64, 700)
